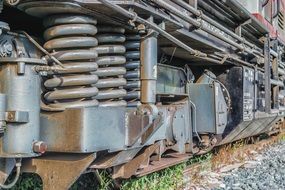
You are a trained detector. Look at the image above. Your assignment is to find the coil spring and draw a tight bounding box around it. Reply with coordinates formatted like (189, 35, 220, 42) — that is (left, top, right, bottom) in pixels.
(42, 14, 100, 109)
(94, 26, 127, 107)
(124, 34, 141, 107)
(42, 14, 128, 109)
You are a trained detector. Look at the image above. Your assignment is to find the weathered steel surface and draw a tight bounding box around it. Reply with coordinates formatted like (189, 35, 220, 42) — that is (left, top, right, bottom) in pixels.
(0, 0, 283, 188)
(22, 153, 96, 190)
(90, 148, 141, 169)
(113, 143, 160, 179)
(136, 153, 192, 177)
(219, 116, 282, 145)
(40, 107, 126, 153)
(0, 35, 41, 158)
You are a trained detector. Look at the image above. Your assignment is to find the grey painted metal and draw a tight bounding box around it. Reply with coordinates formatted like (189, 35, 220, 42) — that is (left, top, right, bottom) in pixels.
(95, 25, 127, 106)
(172, 0, 257, 50)
(125, 70, 140, 79)
(242, 67, 255, 121)
(0, 36, 41, 157)
(40, 107, 127, 153)
(97, 0, 208, 58)
(152, 0, 260, 56)
(1, 1, 284, 187)
(42, 14, 100, 110)
(198, 0, 235, 27)
(96, 89, 127, 100)
(264, 36, 271, 113)
(125, 61, 140, 70)
(43, 23, 98, 41)
(0, 94, 6, 133)
(43, 14, 98, 27)
(0, 21, 9, 32)
(93, 67, 126, 77)
(40, 101, 192, 154)
(157, 64, 186, 95)
(189, 72, 228, 134)
(90, 148, 142, 169)
(140, 21, 158, 104)
(95, 55, 126, 65)
(125, 33, 141, 107)
(189, 83, 228, 134)
(219, 115, 281, 145)
(43, 14, 128, 108)
(171, 102, 192, 153)
(0, 158, 16, 184)
(125, 103, 192, 153)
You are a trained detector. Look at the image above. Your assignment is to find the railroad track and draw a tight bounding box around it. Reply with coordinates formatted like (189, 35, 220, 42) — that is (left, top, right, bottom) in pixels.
(183, 132, 285, 190)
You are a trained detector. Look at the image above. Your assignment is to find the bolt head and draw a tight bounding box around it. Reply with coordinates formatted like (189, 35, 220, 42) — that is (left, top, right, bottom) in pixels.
(4, 43, 12, 52)
(33, 141, 47, 154)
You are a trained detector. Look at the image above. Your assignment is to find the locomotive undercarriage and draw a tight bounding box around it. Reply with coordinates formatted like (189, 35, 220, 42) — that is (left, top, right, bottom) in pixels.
(0, 0, 284, 189)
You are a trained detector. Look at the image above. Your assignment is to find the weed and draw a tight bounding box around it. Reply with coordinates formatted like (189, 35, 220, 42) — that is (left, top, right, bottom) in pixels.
(8, 173, 42, 190)
(121, 163, 186, 190)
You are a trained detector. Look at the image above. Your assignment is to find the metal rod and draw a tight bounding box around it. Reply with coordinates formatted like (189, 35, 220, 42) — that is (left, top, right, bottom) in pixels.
(19, 31, 64, 67)
(152, 0, 261, 56)
(97, 0, 207, 57)
(189, 100, 201, 142)
(198, 0, 235, 26)
(97, 0, 248, 66)
(140, 18, 157, 104)
(264, 35, 271, 113)
(171, 0, 258, 51)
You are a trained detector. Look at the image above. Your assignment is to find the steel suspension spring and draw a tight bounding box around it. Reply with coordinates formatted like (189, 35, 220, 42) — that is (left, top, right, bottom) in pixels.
(93, 26, 127, 107)
(124, 34, 141, 107)
(42, 14, 100, 109)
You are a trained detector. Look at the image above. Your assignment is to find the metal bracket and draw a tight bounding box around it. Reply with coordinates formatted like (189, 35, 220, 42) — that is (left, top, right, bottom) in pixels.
(5, 111, 29, 123)
(130, 112, 163, 146)
(220, 54, 229, 64)
(90, 148, 141, 169)
(0, 158, 15, 184)
(22, 153, 96, 190)
(0, 57, 46, 64)
(264, 35, 271, 113)
(112, 143, 160, 179)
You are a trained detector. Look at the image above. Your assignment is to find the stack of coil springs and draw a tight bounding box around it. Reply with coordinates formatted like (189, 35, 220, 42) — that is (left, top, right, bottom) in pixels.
(124, 34, 141, 107)
(94, 26, 127, 107)
(42, 14, 127, 109)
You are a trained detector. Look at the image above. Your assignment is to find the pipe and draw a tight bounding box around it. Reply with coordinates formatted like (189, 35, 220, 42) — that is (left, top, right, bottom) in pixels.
(189, 99, 202, 142)
(212, 53, 261, 70)
(19, 31, 64, 67)
(97, 0, 253, 66)
(198, 0, 235, 26)
(152, 0, 260, 56)
(171, 0, 259, 51)
(264, 35, 271, 113)
(140, 25, 157, 104)
(97, 0, 206, 57)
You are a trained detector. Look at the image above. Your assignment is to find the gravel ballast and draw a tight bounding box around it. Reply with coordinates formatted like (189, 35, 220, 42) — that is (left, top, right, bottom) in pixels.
(217, 141, 285, 190)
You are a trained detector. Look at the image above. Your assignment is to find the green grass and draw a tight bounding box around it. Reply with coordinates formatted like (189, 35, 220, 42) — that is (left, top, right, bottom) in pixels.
(121, 164, 185, 190)
(70, 170, 118, 190)
(9, 134, 281, 190)
(8, 174, 42, 190)
(120, 153, 212, 190)
(280, 134, 285, 141)
(4, 153, 213, 190)
(7, 172, 107, 190)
